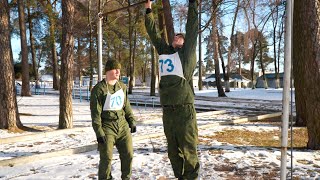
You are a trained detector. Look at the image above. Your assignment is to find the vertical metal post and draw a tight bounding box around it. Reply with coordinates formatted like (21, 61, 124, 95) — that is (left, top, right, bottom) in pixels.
(97, 13, 103, 81)
(87, 85, 89, 102)
(43, 83, 46, 95)
(280, 0, 293, 179)
(80, 87, 82, 102)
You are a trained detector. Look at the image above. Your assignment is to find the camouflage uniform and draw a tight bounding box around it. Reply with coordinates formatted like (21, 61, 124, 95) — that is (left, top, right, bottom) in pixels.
(145, 0, 200, 179)
(90, 80, 136, 180)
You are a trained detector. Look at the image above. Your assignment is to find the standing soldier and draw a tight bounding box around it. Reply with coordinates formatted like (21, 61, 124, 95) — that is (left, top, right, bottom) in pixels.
(144, 0, 200, 179)
(90, 60, 137, 180)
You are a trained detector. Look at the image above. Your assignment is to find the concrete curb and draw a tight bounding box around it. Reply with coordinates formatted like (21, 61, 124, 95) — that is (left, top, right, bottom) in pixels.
(200, 112, 282, 128)
(139, 110, 226, 124)
(0, 127, 92, 144)
(0, 112, 281, 167)
(0, 132, 164, 167)
(0, 144, 97, 167)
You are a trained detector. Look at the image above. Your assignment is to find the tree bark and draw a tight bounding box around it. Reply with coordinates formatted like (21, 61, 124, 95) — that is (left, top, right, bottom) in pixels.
(157, 1, 168, 42)
(226, 0, 240, 92)
(217, 30, 226, 83)
(88, 0, 94, 90)
(212, 0, 226, 97)
(293, 0, 320, 149)
(27, 2, 38, 81)
(258, 40, 267, 89)
(128, 0, 134, 94)
(271, 2, 279, 89)
(150, 45, 156, 96)
(46, 2, 59, 90)
(162, 0, 174, 44)
(0, 0, 22, 130)
(18, 0, 31, 96)
(77, 38, 82, 82)
(59, 0, 75, 129)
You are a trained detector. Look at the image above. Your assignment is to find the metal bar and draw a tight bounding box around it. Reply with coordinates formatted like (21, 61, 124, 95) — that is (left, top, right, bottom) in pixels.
(97, 13, 103, 82)
(102, 1, 146, 17)
(280, 0, 293, 179)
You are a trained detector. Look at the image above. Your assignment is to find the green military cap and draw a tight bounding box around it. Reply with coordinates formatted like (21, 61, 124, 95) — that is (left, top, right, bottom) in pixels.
(105, 60, 121, 71)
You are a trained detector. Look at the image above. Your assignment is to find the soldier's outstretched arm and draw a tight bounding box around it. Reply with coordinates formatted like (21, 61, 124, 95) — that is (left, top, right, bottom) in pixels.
(183, 0, 199, 81)
(184, 0, 198, 53)
(145, 0, 165, 53)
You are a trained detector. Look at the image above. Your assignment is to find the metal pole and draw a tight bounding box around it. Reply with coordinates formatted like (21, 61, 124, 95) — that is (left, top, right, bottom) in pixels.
(280, 0, 293, 179)
(97, 13, 103, 82)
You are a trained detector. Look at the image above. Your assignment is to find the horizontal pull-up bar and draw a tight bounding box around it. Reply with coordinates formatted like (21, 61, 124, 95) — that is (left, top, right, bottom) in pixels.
(101, 0, 154, 17)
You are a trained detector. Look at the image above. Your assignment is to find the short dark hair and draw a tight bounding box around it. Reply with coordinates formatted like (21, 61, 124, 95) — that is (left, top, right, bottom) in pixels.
(175, 33, 185, 40)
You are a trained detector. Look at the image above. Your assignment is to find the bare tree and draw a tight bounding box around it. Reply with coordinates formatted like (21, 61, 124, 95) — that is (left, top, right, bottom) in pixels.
(18, 0, 31, 96)
(128, 0, 134, 94)
(226, 0, 240, 92)
(27, 0, 38, 82)
(269, 0, 282, 89)
(39, 0, 59, 90)
(59, 0, 75, 129)
(293, 0, 320, 149)
(128, 4, 141, 94)
(88, 0, 94, 90)
(212, 0, 226, 97)
(0, 0, 23, 130)
(150, 44, 157, 96)
(242, 0, 273, 89)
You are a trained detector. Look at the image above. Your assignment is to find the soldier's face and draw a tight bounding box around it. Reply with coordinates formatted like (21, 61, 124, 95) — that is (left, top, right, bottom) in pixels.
(172, 34, 184, 48)
(106, 69, 120, 80)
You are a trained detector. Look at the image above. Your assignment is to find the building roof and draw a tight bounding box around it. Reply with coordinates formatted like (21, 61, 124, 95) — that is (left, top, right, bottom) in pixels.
(258, 73, 284, 79)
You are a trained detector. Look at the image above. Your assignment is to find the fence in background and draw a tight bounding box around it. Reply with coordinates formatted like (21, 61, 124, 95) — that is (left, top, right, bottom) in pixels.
(15, 78, 129, 102)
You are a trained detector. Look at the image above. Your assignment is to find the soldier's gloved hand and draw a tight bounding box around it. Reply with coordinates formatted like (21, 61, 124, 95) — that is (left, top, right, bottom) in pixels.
(130, 125, 137, 133)
(97, 136, 106, 144)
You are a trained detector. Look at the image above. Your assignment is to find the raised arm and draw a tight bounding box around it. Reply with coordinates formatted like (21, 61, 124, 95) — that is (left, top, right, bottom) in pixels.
(144, 0, 167, 54)
(184, 0, 198, 52)
(182, 0, 198, 82)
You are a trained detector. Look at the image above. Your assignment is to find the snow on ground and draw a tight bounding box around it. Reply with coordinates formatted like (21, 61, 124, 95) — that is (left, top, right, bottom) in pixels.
(195, 88, 293, 101)
(0, 88, 319, 180)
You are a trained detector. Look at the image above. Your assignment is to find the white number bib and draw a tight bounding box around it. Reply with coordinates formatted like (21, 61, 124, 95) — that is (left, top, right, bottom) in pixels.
(103, 88, 125, 111)
(158, 52, 185, 79)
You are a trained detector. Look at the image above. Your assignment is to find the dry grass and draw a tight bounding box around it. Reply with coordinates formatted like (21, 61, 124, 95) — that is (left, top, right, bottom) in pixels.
(200, 127, 308, 148)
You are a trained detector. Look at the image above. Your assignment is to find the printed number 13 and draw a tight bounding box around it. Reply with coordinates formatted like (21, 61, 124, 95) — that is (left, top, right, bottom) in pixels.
(159, 59, 174, 73)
